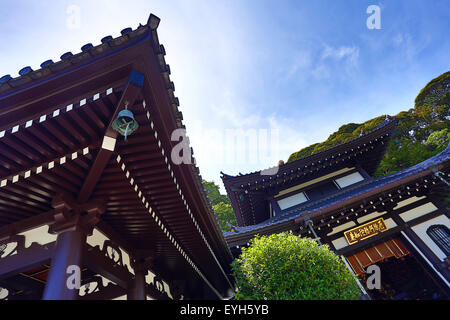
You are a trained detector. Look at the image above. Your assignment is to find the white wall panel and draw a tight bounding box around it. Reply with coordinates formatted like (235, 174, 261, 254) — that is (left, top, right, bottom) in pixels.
(399, 202, 438, 222)
(412, 215, 450, 261)
(277, 192, 308, 210)
(335, 172, 365, 188)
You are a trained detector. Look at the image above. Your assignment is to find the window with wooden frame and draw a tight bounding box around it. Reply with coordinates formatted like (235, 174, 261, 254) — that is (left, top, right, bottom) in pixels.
(426, 224, 450, 257)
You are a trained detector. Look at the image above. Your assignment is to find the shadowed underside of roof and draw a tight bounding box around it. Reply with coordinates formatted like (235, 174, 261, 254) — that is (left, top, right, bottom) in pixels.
(0, 13, 234, 299)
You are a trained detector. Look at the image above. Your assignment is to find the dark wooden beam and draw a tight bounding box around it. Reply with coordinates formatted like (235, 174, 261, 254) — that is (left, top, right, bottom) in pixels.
(78, 282, 126, 300)
(0, 242, 55, 280)
(127, 266, 147, 300)
(0, 210, 56, 241)
(146, 283, 171, 300)
(77, 148, 114, 203)
(77, 71, 144, 204)
(83, 245, 133, 289)
(95, 220, 135, 254)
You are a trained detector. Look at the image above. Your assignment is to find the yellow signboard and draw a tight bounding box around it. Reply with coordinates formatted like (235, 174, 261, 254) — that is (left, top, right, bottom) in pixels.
(344, 218, 388, 245)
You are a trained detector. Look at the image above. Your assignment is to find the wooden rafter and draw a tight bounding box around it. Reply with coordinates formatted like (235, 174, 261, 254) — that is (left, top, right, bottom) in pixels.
(0, 15, 235, 299)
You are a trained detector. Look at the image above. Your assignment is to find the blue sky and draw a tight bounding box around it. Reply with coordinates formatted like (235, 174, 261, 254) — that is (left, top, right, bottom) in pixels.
(1, 0, 449, 192)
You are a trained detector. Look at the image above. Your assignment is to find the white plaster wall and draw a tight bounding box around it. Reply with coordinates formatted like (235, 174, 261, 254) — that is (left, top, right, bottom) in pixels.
(277, 192, 308, 210)
(18, 225, 57, 247)
(335, 171, 364, 188)
(394, 196, 426, 210)
(275, 167, 355, 197)
(332, 237, 348, 250)
(87, 228, 109, 250)
(357, 211, 387, 224)
(399, 202, 438, 222)
(411, 215, 450, 261)
(327, 221, 356, 236)
(384, 218, 397, 229)
(87, 228, 135, 275)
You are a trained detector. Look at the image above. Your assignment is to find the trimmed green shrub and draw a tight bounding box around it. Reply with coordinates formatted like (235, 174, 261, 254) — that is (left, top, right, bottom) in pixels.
(232, 232, 361, 300)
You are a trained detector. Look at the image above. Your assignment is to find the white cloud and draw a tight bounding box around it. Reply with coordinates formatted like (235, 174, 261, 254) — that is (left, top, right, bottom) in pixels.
(392, 32, 430, 61)
(287, 50, 313, 79)
(307, 44, 360, 80)
(311, 64, 331, 80)
(285, 44, 360, 81)
(321, 45, 360, 67)
(209, 89, 262, 128)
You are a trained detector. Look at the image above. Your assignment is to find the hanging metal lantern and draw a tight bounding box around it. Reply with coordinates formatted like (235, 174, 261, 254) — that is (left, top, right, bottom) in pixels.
(112, 109, 139, 141)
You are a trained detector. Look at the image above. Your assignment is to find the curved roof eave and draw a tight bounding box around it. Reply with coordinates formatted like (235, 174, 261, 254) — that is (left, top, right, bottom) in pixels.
(224, 142, 450, 241)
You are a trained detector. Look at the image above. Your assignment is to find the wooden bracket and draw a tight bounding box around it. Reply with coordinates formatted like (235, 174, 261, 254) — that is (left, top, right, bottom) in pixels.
(49, 195, 107, 235)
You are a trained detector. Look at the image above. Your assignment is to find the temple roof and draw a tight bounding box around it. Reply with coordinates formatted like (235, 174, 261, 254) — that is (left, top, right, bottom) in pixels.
(224, 142, 450, 244)
(0, 15, 185, 130)
(222, 118, 395, 182)
(0, 14, 234, 299)
(222, 118, 397, 227)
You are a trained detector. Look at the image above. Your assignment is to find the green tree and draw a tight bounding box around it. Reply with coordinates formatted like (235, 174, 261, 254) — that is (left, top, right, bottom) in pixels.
(287, 71, 450, 176)
(425, 128, 450, 152)
(232, 232, 361, 300)
(287, 116, 386, 162)
(212, 202, 236, 232)
(203, 180, 229, 205)
(414, 71, 450, 108)
(202, 180, 237, 232)
(375, 139, 436, 176)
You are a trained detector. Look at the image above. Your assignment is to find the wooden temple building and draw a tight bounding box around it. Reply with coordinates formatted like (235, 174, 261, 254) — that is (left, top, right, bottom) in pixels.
(0, 14, 235, 300)
(222, 119, 450, 300)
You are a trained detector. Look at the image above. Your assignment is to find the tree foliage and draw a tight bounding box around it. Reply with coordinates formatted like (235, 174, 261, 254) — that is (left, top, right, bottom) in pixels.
(287, 71, 450, 176)
(232, 232, 361, 300)
(415, 71, 450, 108)
(202, 180, 237, 232)
(287, 116, 386, 162)
(425, 128, 450, 151)
(203, 180, 229, 205)
(212, 202, 236, 232)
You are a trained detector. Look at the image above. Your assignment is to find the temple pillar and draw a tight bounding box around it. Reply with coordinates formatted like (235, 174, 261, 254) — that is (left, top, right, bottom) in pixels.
(42, 195, 104, 300)
(43, 225, 86, 300)
(127, 262, 147, 300)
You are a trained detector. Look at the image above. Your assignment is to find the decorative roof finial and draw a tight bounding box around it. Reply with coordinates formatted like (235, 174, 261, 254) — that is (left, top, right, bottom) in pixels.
(147, 14, 160, 30)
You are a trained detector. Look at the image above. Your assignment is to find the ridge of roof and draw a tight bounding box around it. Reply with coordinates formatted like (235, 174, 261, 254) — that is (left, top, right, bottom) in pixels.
(0, 15, 161, 96)
(221, 117, 397, 183)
